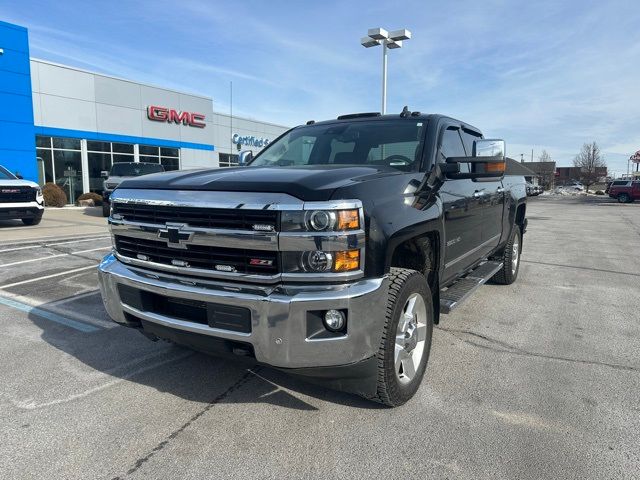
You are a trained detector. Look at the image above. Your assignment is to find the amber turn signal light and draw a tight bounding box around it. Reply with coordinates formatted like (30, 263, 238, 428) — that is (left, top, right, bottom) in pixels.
(334, 250, 360, 272)
(485, 161, 506, 173)
(337, 209, 360, 230)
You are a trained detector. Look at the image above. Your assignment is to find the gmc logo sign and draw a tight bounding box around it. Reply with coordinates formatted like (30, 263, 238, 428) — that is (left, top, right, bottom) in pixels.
(147, 105, 206, 128)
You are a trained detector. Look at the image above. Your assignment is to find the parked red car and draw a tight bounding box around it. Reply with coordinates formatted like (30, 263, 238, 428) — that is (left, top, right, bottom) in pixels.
(607, 180, 640, 203)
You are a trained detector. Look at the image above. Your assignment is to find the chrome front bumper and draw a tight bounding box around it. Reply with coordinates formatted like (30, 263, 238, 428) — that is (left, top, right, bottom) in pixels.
(98, 254, 389, 369)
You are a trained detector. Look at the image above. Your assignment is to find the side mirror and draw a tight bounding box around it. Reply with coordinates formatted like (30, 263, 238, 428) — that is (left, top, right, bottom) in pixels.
(238, 150, 253, 166)
(101, 171, 109, 178)
(16, 174, 24, 179)
(442, 139, 506, 180)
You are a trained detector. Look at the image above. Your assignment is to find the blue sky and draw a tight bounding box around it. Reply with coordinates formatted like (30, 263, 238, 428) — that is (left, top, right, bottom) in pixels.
(2, 0, 639, 174)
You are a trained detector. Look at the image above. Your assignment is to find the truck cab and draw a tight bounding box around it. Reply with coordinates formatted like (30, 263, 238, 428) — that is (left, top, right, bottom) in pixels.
(98, 110, 527, 406)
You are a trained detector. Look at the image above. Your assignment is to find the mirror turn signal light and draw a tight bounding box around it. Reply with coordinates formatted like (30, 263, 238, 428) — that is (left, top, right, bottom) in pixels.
(485, 161, 506, 173)
(337, 209, 360, 230)
(334, 250, 360, 272)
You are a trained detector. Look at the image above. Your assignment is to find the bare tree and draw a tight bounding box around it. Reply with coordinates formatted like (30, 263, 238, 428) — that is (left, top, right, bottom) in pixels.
(573, 142, 606, 192)
(536, 150, 555, 190)
(539, 150, 552, 162)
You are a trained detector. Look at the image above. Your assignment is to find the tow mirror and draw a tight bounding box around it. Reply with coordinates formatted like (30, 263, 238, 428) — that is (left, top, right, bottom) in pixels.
(442, 139, 506, 180)
(100, 170, 109, 178)
(238, 150, 253, 166)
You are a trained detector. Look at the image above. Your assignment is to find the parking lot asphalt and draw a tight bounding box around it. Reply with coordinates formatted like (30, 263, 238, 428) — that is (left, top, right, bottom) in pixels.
(0, 198, 638, 479)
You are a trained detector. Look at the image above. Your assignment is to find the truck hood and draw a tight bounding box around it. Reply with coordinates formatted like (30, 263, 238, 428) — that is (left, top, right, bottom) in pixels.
(118, 166, 402, 201)
(0, 179, 40, 189)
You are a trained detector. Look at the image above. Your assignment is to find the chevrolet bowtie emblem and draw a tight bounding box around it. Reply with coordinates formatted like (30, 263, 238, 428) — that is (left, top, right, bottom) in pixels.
(158, 223, 194, 249)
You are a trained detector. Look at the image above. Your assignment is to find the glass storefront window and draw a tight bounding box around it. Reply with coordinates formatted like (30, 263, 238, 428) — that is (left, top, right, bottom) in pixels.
(53, 150, 83, 204)
(219, 153, 239, 167)
(36, 148, 54, 184)
(34, 136, 180, 200)
(112, 143, 134, 154)
(88, 152, 111, 194)
(53, 137, 81, 150)
(160, 157, 179, 171)
(139, 145, 159, 156)
(36, 136, 51, 148)
(87, 141, 110, 152)
(112, 154, 134, 163)
(161, 147, 179, 157)
(139, 155, 160, 164)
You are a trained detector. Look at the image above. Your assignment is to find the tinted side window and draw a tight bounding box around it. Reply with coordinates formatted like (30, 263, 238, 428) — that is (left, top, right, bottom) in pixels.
(460, 129, 482, 156)
(439, 128, 468, 173)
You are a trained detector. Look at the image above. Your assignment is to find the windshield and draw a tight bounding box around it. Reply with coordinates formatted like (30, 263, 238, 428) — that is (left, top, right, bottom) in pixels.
(250, 120, 427, 172)
(109, 163, 164, 177)
(0, 165, 17, 180)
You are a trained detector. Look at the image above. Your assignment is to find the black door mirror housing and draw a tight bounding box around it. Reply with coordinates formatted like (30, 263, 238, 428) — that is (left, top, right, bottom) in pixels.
(238, 150, 253, 166)
(443, 139, 506, 180)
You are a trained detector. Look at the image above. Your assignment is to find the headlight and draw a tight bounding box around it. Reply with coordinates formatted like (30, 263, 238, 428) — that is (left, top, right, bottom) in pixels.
(306, 210, 336, 231)
(35, 187, 43, 197)
(281, 208, 360, 232)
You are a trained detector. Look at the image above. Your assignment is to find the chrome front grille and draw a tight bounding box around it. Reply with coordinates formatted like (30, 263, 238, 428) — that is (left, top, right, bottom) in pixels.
(112, 203, 278, 231)
(108, 189, 365, 284)
(114, 235, 279, 275)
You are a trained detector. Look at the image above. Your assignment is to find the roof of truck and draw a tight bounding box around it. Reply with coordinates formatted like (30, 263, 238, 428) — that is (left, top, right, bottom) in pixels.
(301, 112, 483, 135)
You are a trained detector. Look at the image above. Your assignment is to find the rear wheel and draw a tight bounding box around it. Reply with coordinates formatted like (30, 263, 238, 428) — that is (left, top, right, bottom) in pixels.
(618, 193, 630, 203)
(371, 268, 433, 407)
(492, 226, 521, 285)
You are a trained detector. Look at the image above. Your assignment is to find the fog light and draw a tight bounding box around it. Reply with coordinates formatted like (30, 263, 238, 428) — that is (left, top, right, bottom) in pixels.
(323, 309, 346, 332)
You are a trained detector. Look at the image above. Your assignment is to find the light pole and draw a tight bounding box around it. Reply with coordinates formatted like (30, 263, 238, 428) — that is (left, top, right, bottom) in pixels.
(361, 28, 411, 115)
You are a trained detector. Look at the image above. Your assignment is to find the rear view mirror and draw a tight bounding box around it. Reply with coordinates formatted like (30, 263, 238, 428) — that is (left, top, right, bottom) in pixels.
(474, 139, 505, 159)
(442, 139, 506, 180)
(238, 150, 253, 166)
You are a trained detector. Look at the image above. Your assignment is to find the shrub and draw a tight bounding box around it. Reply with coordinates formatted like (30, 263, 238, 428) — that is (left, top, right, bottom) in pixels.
(595, 190, 605, 195)
(77, 192, 103, 206)
(42, 183, 67, 207)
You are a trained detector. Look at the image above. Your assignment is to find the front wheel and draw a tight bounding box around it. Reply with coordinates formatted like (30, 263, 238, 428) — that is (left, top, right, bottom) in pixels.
(371, 268, 433, 407)
(22, 216, 42, 226)
(492, 225, 521, 285)
(102, 202, 110, 217)
(618, 193, 631, 203)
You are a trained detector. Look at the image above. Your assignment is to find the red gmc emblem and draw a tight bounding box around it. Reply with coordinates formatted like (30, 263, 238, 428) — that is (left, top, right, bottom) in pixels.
(147, 105, 206, 128)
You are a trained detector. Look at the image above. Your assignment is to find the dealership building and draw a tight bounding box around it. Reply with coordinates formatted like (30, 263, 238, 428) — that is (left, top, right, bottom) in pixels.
(0, 20, 288, 203)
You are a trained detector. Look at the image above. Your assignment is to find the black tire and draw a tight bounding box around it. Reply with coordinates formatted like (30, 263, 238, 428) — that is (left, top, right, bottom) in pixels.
(102, 203, 110, 217)
(492, 226, 521, 285)
(618, 193, 630, 203)
(371, 268, 434, 407)
(22, 216, 42, 226)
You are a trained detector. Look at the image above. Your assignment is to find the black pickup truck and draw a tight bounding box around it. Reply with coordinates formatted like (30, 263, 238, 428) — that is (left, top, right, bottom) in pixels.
(98, 110, 527, 406)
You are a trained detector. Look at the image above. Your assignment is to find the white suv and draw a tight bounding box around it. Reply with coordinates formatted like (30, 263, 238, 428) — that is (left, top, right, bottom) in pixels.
(0, 165, 45, 225)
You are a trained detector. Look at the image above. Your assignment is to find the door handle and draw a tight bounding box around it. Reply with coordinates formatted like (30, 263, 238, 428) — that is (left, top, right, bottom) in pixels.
(496, 187, 505, 194)
(473, 190, 485, 198)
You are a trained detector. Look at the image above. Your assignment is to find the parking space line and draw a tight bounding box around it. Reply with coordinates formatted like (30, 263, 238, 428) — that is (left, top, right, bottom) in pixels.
(0, 296, 100, 332)
(0, 235, 110, 253)
(0, 265, 97, 289)
(0, 246, 111, 268)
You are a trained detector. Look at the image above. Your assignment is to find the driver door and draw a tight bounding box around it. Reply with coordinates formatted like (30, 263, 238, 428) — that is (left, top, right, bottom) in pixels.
(438, 126, 484, 282)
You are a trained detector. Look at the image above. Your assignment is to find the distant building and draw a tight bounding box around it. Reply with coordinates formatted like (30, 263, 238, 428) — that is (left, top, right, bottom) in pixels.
(505, 158, 538, 184)
(556, 166, 608, 185)
(521, 161, 556, 189)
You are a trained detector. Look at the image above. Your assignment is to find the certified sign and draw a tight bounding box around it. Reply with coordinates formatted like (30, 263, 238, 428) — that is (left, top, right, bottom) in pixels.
(232, 134, 270, 148)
